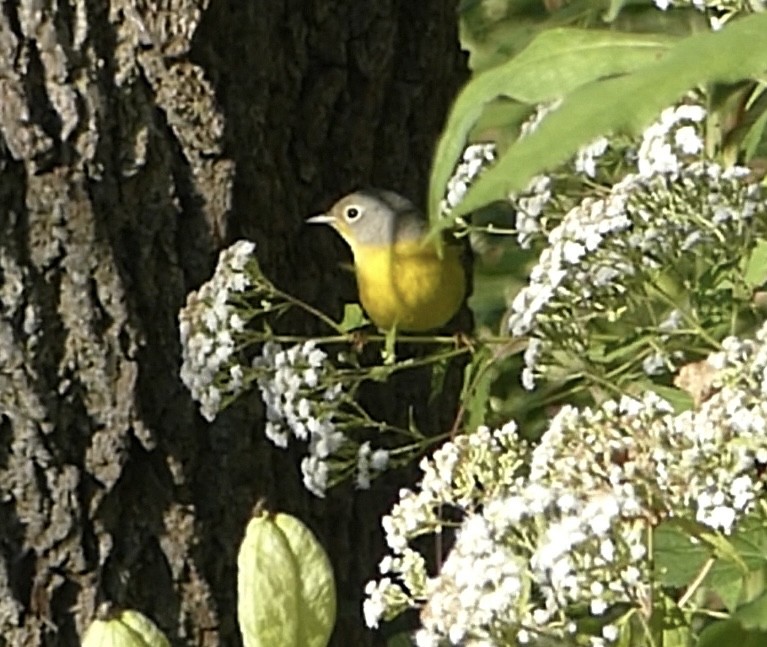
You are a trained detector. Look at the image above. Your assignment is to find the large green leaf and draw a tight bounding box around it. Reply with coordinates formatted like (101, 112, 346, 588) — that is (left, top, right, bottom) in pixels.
(744, 239, 767, 290)
(698, 620, 767, 647)
(655, 515, 767, 613)
(459, 0, 546, 73)
(436, 13, 767, 221)
(654, 521, 713, 588)
(734, 591, 767, 631)
(428, 27, 677, 222)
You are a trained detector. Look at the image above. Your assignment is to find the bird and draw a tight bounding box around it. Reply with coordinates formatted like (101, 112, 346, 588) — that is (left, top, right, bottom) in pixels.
(307, 189, 466, 332)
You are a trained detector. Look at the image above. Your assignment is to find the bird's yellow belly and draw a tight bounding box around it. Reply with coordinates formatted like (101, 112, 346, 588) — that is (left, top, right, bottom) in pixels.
(353, 241, 465, 332)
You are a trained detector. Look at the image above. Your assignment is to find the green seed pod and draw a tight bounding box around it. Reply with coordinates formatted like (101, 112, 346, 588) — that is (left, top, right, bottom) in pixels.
(81, 608, 170, 647)
(118, 610, 171, 647)
(237, 507, 336, 647)
(271, 513, 337, 647)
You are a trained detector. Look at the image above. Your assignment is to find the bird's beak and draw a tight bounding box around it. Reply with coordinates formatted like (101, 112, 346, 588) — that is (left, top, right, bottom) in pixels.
(306, 213, 335, 225)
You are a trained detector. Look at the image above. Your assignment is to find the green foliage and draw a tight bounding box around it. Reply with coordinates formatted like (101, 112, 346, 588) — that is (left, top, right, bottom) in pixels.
(429, 27, 678, 223)
(643, 384, 693, 412)
(698, 620, 767, 647)
(654, 516, 767, 611)
(413, 2, 767, 646)
(338, 304, 369, 332)
(741, 91, 767, 160)
(429, 13, 767, 223)
(386, 633, 415, 647)
(734, 592, 767, 631)
(744, 239, 767, 289)
(460, 344, 496, 430)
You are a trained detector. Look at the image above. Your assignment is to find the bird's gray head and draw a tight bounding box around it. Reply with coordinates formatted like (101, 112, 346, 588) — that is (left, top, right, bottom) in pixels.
(306, 189, 427, 250)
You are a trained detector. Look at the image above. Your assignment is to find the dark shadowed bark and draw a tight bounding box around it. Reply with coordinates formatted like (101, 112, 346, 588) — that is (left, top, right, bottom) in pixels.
(0, 1, 466, 645)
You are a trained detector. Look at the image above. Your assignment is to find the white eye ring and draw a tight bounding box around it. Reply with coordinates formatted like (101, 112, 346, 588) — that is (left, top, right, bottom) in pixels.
(344, 206, 361, 221)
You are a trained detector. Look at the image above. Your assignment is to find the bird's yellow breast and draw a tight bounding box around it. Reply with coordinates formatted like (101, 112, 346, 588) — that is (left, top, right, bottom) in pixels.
(351, 239, 465, 332)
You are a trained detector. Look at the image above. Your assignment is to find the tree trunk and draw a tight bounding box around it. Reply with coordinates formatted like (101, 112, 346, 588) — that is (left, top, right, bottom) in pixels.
(0, 1, 465, 645)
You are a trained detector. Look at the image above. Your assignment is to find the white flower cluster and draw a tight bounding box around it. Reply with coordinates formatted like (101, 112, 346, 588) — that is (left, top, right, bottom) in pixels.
(575, 137, 610, 178)
(253, 341, 336, 446)
(689, 328, 767, 529)
(511, 175, 552, 249)
(510, 102, 616, 249)
(510, 103, 564, 249)
(356, 441, 391, 490)
(512, 129, 610, 250)
(441, 143, 497, 215)
(364, 423, 527, 633)
(651, 0, 763, 29)
(252, 341, 390, 497)
(179, 240, 256, 421)
(365, 326, 767, 644)
(636, 104, 706, 177)
(508, 103, 767, 389)
(511, 101, 704, 258)
(642, 309, 686, 376)
(177, 239, 396, 497)
(518, 101, 561, 139)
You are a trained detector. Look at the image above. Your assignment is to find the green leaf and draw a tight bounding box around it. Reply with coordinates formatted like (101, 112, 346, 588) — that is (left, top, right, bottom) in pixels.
(654, 521, 711, 587)
(461, 346, 495, 431)
(729, 85, 767, 162)
(744, 239, 767, 289)
(656, 516, 767, 613)
(698, 529, 751, 576)
(591, 333, 654, 364)
(387, 632, 415, 647)
(459, 0, 544, 73)
(741, 567, 767, 611)
(744, 105, 767, 161)
(668, 518, 752, 609)
(428, 27, 677, 221)
(712, 572, 746, 614)
(339, 303, 368, 332)
(653, 592, 691, 647)
(708, 517, 767, 607)
(698, 620, 767, 647)
(662, 623, 692, 647)
(429, 359, 448, 405)
(734, 591, 767, 631)
(616, 620, 633, 647)
(644, 384, 693, 414)
(440, 13, 767, 220)
(605, 0, 630, 22)
(468, 98, 532, 145)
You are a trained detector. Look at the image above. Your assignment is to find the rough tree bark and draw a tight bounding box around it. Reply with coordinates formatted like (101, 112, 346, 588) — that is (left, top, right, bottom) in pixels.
(0, 1, 466, 645)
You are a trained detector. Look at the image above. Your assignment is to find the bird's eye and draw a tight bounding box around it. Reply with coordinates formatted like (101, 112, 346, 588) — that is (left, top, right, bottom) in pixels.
(344, 206, 361, 221)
